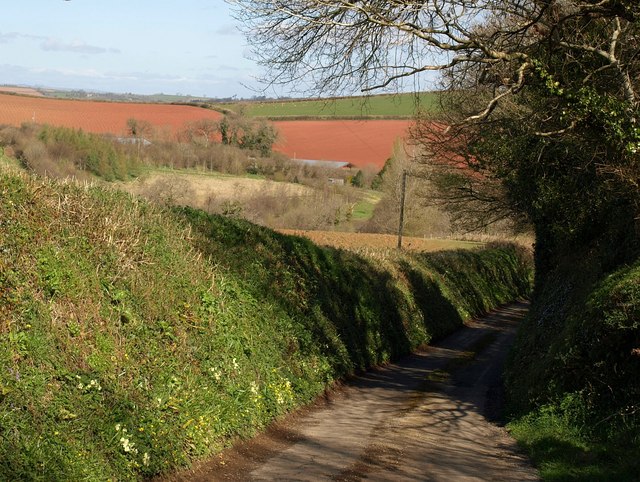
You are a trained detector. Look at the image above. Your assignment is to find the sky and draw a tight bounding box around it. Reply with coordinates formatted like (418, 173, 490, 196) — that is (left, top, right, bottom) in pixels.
(0, 1, 263, 98)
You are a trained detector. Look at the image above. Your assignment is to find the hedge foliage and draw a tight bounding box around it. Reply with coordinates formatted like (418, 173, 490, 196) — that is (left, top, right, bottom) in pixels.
(0, 170, 532, 480)
(506, 253, 640, 480)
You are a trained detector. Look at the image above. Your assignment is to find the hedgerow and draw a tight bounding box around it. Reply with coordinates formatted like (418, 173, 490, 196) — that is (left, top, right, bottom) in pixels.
(0, 170, 532, 480)
(506, 253, 640, 481)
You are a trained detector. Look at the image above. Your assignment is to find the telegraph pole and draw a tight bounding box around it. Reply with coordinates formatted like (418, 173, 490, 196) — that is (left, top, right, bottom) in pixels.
(397, 169, 408, 249)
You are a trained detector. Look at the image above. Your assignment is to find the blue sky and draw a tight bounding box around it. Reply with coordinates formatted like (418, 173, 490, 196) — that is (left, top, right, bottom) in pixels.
(0, 1, 260, 98)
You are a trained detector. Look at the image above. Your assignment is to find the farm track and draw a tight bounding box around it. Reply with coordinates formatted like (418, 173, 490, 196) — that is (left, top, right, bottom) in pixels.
(166, 302, 538, 482)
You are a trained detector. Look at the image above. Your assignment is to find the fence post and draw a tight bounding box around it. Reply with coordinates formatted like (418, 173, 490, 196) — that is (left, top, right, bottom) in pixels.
(397, 169, 408, 249)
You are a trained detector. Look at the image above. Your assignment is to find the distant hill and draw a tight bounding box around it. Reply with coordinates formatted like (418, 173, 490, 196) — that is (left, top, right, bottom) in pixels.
(0, 86, 44, 97)
(218, 92, 441, 119)
(0, 84, 440, 119)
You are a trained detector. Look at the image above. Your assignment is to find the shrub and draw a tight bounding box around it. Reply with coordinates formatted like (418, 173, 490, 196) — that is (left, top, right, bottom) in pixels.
(0, 124, 141, 181)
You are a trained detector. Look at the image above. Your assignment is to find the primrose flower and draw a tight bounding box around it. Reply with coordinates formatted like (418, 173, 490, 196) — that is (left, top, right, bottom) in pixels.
(250, 381, 259, 395)
(120, 437, 137, 453)
(88, 379, 102, 391)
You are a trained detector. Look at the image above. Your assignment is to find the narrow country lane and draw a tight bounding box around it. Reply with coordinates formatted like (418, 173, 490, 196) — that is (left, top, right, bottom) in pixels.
(169, 302, 539, 481)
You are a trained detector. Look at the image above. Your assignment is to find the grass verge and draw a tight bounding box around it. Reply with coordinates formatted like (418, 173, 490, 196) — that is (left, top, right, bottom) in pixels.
(508, 406, 640, 481)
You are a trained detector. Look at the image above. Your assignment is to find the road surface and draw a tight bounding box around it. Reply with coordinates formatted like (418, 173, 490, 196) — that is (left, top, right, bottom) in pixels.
(168, 302, 538, 481)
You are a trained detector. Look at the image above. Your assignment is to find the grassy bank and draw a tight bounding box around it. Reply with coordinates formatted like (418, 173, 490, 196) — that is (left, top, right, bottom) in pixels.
(506, 254, 640, 480)
(0, 170, 532, 480)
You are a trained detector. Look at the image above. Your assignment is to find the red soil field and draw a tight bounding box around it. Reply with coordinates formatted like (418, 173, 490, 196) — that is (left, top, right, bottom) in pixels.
(0, 87, 44, 97)
(274, 119, 411, 170)
(0, 93, 411, 170)
(0, 93, 222, 137)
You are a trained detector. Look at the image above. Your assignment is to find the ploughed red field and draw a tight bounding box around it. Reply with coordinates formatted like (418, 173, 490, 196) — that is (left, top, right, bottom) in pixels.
(0, 93, 411, 170)
(0, 93, 223, 136)
(274, 119, 411, 170)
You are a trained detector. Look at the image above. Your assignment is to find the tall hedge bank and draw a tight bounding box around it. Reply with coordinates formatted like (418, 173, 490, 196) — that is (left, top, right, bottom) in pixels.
(506, 250, 640, 480)
(0, 171, 532, 480)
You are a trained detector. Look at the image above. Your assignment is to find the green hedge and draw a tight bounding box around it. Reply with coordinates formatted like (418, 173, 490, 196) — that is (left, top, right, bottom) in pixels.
(506, 258, 640, 481)
(180, 210, 533, 373)
(0, 171, 532, 480)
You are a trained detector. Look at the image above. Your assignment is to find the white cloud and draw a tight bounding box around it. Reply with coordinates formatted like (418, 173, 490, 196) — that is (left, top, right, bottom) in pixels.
(0, 32, 20, 43)
(41, 38, 120, 55)
(0, 31, 44, 43)
(0, 62, 253, 98)
(0, 31, 119, 55)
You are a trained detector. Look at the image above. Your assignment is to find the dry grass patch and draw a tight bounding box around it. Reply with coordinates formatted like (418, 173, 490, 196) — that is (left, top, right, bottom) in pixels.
(279, 230, 484, 252)
(117, 170, 314, 209)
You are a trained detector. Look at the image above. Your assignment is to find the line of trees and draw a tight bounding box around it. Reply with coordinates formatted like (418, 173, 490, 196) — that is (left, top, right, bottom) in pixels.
(178, 106, 277, 156)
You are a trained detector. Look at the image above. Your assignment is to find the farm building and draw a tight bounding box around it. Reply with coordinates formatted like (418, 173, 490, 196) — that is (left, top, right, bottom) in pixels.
(116, 137, 152, 146)
(291, 159, 353, 169)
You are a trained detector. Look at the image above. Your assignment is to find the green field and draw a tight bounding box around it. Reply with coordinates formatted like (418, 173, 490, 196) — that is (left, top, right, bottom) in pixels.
(235, 92, 441, 118)
(33, 87, 441, 119)
(351, 190, 383, 221)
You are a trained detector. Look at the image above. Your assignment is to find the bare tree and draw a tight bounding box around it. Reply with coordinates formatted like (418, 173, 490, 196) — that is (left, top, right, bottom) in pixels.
(126, 118, 153, 140)
(181, 118, 219, 147)
(230, 1, 638, 112)
(231, 1, 640, 237)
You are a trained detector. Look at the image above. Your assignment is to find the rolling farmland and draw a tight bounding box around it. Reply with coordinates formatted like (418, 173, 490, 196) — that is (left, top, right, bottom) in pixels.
(0, 92, 414, 170)
(0, 92, 222, 136)
(280, 229, 483, 252)
(274, 119, 411, 170)
(0, 87, 44, 97)
(243, 91, 440, 118)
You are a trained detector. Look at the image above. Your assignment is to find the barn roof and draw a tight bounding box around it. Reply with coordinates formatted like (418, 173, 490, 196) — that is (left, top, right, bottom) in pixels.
(292, 159, 353, 169)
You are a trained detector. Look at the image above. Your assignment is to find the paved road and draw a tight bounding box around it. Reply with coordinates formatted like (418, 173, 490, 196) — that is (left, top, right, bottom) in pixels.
(171, 302, 539, 481)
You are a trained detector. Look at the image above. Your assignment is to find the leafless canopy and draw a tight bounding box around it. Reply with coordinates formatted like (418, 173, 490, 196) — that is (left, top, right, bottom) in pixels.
(230, 1, 638, 112)
(231, 1, 639, 231)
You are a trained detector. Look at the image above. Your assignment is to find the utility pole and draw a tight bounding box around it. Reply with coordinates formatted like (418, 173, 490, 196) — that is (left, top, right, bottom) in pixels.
(397, 169, 408, 249)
